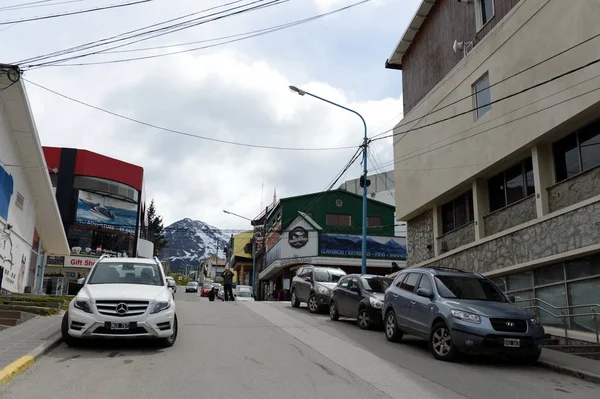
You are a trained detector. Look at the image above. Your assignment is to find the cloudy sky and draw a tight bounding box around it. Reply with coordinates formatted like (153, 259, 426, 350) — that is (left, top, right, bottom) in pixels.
(4, 0, 419, 230)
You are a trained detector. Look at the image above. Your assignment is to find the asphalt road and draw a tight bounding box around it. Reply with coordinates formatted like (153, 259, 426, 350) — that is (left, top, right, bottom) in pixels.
(0, 291, 597, 399)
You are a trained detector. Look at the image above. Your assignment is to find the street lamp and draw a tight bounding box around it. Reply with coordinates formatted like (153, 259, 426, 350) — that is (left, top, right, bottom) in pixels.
(223, 210, 256, 296)
(289, 85, 369, 274)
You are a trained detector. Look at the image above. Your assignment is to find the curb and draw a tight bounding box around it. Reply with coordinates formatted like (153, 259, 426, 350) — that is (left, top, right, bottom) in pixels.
(0, 332, 62, 388)
(538, 360, 600, 384)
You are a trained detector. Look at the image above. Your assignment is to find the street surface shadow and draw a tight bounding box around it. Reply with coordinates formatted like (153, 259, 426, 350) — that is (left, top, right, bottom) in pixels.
(48, 339, 164, 362)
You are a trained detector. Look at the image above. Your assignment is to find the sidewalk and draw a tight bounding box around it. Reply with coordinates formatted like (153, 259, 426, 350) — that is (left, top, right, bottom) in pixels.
(539, 348, 600, 383)
(0, 313, 63, 386)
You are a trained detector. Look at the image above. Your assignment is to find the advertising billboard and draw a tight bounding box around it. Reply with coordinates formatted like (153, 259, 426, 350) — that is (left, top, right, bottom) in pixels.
(320, 233, 407, 260)
(75, 190, 137, 235)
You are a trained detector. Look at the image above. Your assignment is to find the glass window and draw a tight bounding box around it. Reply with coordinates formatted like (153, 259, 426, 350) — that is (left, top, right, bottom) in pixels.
(474, 74, 491, 119)
(534, 263, 564, 286)
(536, 284, 567, 327)
(400, 273, 421, 292)
(314, 270, 344, 283)
(568, 277, 600, 332)
(417, 275, 433, 292)
(347, 277, 358, 291)
(479, 0, 494, 26)
(435, 276, 507, 301)
(487, 157, 534, 212)
(440, 191, 474, 234)
(553, 133, 580, 182)
(511, 290, 535, 309)
(507, 271, 533, 291)
(579, 123, 600, 171)
(367, 216, 382, 228)
(395, 273, 408, 288)
(326, 214, 352, 226)
(565, 255, 600, 280)
(88, 262, 163, 286)
(361, 277, 392, 293)
(339, 277, 350, 288)
(492, 277, 507, 292)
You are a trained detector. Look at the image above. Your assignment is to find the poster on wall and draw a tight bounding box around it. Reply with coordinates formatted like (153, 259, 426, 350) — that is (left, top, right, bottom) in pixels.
(320, 233, 407, 260)
(0, 165, 14, 221)
(75, 190, 137, 235)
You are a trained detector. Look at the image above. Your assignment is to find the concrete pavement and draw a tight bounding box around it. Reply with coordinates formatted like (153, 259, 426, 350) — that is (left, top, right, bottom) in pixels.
(0, 292, 598, 398)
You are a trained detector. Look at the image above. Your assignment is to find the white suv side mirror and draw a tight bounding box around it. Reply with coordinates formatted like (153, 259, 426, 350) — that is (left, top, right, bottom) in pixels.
(77, 277, 85, 285)
(167, 280, 176, 288)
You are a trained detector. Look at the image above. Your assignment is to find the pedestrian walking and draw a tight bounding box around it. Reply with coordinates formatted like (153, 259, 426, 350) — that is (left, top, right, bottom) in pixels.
(222, 268, 235, 301)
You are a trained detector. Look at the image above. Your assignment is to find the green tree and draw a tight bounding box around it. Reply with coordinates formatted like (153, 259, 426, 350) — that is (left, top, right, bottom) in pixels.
(148, 199, 168, 256)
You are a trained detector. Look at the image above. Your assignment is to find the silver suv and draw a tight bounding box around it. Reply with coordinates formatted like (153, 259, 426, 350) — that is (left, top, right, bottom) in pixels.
(291, 265, 346, 313)
(383, 267, 545, 363)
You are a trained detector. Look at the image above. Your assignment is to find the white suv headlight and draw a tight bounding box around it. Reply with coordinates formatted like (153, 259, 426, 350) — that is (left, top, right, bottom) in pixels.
(450, 309, 481, 324)
(151, 300, 171, 314)
(74, 298, 92, 313)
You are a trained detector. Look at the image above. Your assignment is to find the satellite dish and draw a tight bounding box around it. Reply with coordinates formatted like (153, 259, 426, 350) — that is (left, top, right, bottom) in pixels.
(452, 40, 464, 54)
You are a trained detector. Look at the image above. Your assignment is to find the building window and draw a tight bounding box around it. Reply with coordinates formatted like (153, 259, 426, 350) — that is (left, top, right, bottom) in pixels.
(367, 216, 382, 227)
(440, 191, 474, 234)
(326, 213, 352, 226)
(475, 0, 495, 30)
(488, 157, 534, 212)
(15, 192, 24, 210)
(473, 73, 491, 119)
(553, 119, 600, 182)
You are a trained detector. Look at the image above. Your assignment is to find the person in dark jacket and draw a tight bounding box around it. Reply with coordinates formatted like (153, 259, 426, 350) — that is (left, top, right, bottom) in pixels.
(221, 268, 235, 301)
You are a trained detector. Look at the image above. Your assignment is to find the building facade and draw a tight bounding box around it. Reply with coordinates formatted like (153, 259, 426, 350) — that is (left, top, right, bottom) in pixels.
(386, 0, 600, 337)
(257, 189, 407, 298)
(339, 170, 407, 236)
(0, 65, 69, 294)
(201, 255, 227, 282)
(41, 147, 153, 288)
(228, 231, 254, 286)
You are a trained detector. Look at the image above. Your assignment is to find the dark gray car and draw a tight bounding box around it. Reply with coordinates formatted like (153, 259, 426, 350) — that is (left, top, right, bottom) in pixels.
(290, 265, 346, 313)
(383, 267, 545, 362)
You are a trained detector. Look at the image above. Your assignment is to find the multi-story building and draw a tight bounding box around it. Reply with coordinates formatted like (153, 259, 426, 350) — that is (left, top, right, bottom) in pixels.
(257, 189, 407, 297)
(339, 170, 407, 236)
(386, 0, 600, 338)
(201, 255, 227, 282)
(228, 231, 254, 286)
(41, 147, 153, 290)
(0, 65, 69, 294)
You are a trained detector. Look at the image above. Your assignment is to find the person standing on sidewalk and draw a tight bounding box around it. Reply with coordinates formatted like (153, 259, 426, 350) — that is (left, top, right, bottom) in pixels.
(222, 268, 235, 301)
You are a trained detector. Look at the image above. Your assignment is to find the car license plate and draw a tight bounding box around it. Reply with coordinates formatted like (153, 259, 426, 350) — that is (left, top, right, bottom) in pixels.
(110, 322, 130, 330)
(504, 338, 520, 347)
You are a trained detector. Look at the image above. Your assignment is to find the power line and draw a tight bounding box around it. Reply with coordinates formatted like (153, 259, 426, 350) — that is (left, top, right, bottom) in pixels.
(0, 0, 89, 11)
(23, 78, 357, 151)
(0, 0, 153, 25)
(18, 0, 287, 67)
(378, 79, 600, 170)
(372, 55, 600, 143)
(369, 30, 600, 142)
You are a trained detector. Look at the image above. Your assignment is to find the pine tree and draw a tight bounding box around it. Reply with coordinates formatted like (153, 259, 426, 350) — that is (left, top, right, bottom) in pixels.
(148, 199, 168, 256)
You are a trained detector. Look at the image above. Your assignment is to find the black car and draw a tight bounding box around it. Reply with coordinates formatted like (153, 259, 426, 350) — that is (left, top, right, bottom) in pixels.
(329, 274, 393, 329)
(290, 265, 346, 313)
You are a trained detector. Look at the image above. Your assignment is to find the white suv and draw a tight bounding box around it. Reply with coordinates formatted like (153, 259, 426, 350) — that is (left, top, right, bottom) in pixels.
(62, 256, 177, 347)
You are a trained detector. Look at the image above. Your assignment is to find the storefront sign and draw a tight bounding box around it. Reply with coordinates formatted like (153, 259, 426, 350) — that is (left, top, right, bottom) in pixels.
(281, 257, 312, 266)
(320, 233, 407, 260)
(75, 190, 137, 235)
(46, 255, 65, 267)
(288, 226, 308, 248)
(64, 255, 99, 268)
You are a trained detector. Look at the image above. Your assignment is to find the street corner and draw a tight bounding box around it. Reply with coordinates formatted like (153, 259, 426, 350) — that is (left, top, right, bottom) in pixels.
(0, 356, 35, 388)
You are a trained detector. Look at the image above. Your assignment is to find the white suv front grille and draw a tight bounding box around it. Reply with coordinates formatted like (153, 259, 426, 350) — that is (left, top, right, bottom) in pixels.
(95, 300, 149, 317)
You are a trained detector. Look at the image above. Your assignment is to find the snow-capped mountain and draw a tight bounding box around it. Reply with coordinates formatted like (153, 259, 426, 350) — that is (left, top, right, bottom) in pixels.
(158, 218, 230, 272)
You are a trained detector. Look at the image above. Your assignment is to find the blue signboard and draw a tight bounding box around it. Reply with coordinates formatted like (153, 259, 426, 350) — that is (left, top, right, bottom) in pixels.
(320, 233, 407, 260)
(0, 166, 14, 221)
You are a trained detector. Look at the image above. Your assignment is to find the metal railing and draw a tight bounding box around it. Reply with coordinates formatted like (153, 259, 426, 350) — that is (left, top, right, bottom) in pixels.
(515, 297, 600, 344)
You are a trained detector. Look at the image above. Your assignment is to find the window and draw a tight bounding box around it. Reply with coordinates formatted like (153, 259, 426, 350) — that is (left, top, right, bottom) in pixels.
(417, 275, 433, 292)
(367, 216, 382, 227)
(400, 273, 421, 292)
(473, 74, 491, 119)
(347, 277, 359, 291)
(441, 191, 474, 234)
(553, 120, 600, 182)
(326, 213, 352, 226)
(15, 192, 24, 210)
(475, 0, 495, 30)
(339, 276, 350, 289)
(361, 277, 393, 293)
(395, 273, 408, 288)
(487, 158, 534, 212)
(435, 276, 507, 302)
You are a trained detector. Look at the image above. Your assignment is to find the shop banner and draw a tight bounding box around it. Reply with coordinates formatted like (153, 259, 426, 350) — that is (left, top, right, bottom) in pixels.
(320, 233, 407, 260)
(46, 254, 101, 268)
(75, 190, 138, 235)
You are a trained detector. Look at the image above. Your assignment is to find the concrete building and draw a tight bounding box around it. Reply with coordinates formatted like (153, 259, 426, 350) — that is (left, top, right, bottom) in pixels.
(228, 231, 254, 286)
(0, 65, 69, 294)
(339, 170, 407, 236)
(386, 0, 600, 337)
(202, 255, 227, 282)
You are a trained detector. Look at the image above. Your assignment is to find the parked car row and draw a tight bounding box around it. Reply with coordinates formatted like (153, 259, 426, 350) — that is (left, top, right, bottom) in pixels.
(290, 265, 545, 363)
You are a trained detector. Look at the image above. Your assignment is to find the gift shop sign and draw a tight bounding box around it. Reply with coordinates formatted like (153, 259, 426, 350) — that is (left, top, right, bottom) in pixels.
(65, 255, 99, 268)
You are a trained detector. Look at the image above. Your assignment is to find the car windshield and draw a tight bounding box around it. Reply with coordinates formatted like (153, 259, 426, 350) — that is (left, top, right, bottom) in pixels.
(87, 262, 163, 286)
(203, 284, 212, 289)
(315, 270, 345, 283)
(435, 276, 507, 302)
(187, 282, 196, 287)
(361, 277, 393, 293)
(237, 291, 252, 297)
(213, 283, 221, 287)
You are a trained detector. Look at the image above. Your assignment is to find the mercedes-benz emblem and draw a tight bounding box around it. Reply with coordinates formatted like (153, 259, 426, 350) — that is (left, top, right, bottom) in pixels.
(506, 321, 515, 327)
(116, 303, 128, 315)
